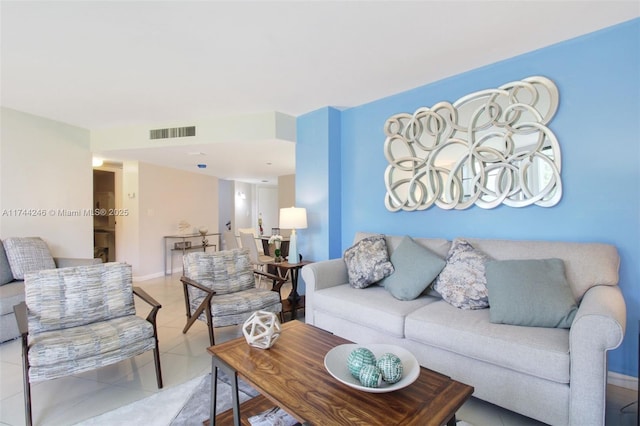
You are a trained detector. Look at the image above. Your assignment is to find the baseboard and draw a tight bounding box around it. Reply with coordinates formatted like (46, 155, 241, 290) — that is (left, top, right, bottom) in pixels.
(133, 271, 167, 282)
(133, 267, 182, 282)
(608, 371, 638, 390)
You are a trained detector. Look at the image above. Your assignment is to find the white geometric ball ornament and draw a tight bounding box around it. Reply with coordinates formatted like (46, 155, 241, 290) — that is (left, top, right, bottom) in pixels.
(242, 310, 282, 349)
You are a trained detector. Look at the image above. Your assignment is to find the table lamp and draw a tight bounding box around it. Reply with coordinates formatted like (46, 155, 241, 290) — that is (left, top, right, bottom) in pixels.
(279, 207, 307, 264)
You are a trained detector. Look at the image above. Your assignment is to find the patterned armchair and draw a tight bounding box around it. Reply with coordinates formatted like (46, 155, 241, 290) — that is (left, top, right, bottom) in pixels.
(180, 248, 284, 346)
(13, 262, 163, 426)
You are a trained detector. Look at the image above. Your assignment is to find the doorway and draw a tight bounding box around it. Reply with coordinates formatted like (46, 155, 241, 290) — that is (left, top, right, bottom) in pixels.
(93, 169, 116, 262)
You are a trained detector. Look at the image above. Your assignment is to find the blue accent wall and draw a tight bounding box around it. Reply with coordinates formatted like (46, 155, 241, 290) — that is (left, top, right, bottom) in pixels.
(297, 19, 640, 377)
(296, 107, 342, 262)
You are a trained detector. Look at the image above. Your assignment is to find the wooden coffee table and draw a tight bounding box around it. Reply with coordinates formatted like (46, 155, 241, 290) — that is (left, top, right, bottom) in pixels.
(207, 321, 473, 426)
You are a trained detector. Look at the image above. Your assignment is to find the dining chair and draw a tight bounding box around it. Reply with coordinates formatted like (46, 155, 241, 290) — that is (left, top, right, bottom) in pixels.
(223, 230, 240, 250)
(14, 262, 163, 426)
(237, 227, 265, 254)
(180, 248, 285, 345)
(239, 232, 275, 287)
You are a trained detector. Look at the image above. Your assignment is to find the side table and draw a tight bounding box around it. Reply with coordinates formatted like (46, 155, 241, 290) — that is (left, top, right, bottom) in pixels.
(266, 260, 311, 321)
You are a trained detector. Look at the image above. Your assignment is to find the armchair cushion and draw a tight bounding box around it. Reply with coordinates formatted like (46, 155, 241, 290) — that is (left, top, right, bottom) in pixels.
(183, 249, 255, 295)
(28, 315, 155, 382)
(3, 237, 55, 280)
(25, 262, 135, 333)
(190, 288, 282, 327)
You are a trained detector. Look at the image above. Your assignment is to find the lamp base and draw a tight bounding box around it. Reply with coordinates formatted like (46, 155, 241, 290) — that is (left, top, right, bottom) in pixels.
(288, 229, 299, 264)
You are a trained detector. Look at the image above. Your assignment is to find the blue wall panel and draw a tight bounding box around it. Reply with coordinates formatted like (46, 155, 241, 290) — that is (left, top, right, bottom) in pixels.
(298, 19, 639, 377)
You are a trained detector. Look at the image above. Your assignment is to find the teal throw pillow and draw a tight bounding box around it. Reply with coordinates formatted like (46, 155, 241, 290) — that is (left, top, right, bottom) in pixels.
(485, 258, 577, 328)
(381, 236, 445, 300)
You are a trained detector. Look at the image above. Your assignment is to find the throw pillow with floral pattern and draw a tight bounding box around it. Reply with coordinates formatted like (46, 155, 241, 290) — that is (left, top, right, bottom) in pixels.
(344, 235, 394, 289)
(434, 238, 491, 309)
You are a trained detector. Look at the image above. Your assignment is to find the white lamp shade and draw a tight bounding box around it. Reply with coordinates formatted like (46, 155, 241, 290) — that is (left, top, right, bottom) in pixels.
(279, 207, 307, 230)
(279, 207, 307, 264)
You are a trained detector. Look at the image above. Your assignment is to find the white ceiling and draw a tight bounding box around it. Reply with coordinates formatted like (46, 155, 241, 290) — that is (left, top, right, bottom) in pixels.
(2, 1, 638, 183)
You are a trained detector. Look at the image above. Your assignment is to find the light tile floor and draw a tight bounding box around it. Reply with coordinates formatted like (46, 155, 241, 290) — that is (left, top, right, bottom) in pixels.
(0, 274, 637, 425)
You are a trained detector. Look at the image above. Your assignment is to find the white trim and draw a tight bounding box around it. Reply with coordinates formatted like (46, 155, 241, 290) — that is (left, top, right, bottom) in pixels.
(133, 271, 169, 282)
(608, 371, 638, 391)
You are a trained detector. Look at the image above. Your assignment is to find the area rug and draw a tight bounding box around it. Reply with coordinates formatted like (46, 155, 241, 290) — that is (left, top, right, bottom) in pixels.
(78, 372, 473, 425)
(75, 371, 258, 426)
(171, 371, 259, 425)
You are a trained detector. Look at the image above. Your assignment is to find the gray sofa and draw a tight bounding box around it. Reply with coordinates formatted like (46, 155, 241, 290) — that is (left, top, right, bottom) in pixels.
(301, 232, 626, 426)
(0, 238, 101, 342)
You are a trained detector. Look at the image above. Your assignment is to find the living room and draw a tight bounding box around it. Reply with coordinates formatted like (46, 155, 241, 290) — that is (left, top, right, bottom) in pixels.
(1, 1, 639, 425)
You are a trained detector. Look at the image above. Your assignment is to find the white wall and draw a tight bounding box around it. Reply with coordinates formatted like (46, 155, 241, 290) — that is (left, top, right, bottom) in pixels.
(123, 162, 219, 279)
(0, 107, 93, 257)
(233, 181, 253, 232)
(278, 174, 295, 208)
(257, 186, 278, 233)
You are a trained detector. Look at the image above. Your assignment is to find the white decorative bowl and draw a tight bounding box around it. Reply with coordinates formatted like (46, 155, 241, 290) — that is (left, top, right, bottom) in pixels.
(324, 344, 420, 393)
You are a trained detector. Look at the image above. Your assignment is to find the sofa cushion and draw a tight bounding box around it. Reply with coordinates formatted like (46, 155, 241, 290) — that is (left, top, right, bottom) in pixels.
(313, 284, 438, 338)
(434, 238, 491, 309)
(485, 258, 577, 328)
(381, 236, 445, 300)
(344, 235, 394, 289)
(0, 242, 14, 285)
(405, 300, 570, 384)
(3, 237, 55, 280)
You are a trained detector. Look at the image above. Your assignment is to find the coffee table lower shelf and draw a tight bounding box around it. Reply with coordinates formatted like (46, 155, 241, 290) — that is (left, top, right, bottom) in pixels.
(204, 394, 293, 426)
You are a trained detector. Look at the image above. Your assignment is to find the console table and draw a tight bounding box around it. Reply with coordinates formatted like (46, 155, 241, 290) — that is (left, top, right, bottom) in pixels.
(163, 233, 220, 275)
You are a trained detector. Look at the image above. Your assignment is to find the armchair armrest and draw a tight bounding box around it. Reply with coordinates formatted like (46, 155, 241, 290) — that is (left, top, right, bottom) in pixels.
(133, 287, 162, 309)
(179, 276, 216, 336)
(569, 284, 626, 424)
(13, 302, 28, 337)
(133, 287, 162, 326)
(254, 269, 287, 294)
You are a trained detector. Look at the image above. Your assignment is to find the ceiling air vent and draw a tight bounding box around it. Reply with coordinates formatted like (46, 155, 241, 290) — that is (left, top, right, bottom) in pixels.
(149, 126, 196, 140)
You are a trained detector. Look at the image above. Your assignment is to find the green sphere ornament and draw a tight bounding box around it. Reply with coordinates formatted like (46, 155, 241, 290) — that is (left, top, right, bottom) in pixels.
(377, 353, 403, 384)
(358, 364, 383, 388)
(347, 347, 376, 379)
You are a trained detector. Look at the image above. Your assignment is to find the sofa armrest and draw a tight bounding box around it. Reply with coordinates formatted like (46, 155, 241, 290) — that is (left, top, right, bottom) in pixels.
(13, 301, 28, 337)
(54, 257, 102, 268)
(301, 258, 349, 325)
(569, 284, 626, 425)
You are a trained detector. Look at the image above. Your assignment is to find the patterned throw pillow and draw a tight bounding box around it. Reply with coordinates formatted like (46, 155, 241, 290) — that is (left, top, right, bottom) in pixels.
(344, 235, 394, 289)
(3, 237, 56, 280)
(434, 238, 491, 309)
